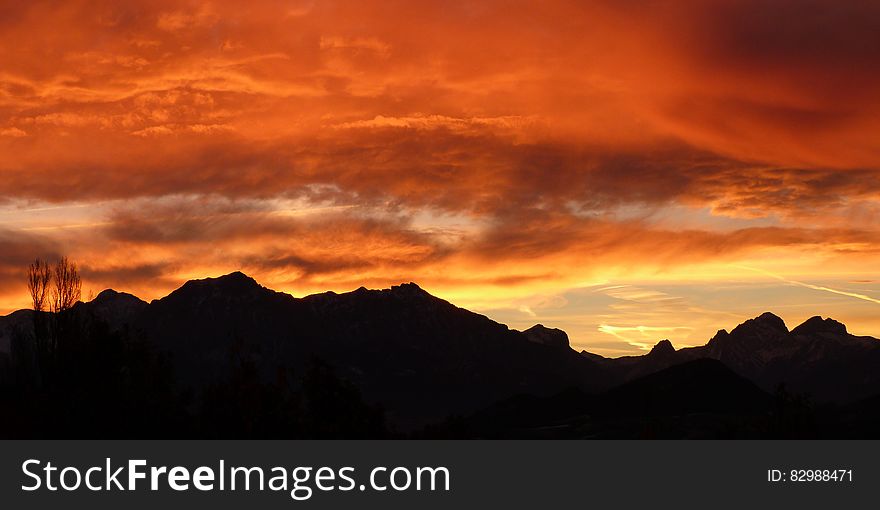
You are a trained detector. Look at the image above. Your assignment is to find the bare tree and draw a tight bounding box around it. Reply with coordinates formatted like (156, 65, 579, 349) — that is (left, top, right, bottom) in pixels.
(26, 258, 52, 313)
(51, 256, 82, 314)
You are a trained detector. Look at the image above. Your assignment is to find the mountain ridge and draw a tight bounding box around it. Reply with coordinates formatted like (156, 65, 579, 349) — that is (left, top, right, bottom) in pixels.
(2, 271, 879, 430)
(2, 270, 877, 363)
(7, 271, 864, 358)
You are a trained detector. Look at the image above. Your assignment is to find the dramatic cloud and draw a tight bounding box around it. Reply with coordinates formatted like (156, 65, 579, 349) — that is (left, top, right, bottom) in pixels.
(1, 0, 878, 353)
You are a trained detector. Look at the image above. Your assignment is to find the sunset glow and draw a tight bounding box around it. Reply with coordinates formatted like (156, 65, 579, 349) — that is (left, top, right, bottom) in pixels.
(2, 1, 880, 355)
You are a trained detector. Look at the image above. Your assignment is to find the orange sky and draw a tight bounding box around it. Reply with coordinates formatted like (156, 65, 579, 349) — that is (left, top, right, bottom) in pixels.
(2, 0, 880, 355)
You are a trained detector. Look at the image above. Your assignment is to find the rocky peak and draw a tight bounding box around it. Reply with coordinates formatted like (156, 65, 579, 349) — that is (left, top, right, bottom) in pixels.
(791, 316, 847, 336)
(388, 282, 431, 298)
(156, 272, 271, 310)
(730, 312, 788, 339)
(211, 270, 260, 288)
(522, 324, 570, 349)
(648, 339, 676, 357)
(92, 289, 147, 307)
(179, 271, 262, 295)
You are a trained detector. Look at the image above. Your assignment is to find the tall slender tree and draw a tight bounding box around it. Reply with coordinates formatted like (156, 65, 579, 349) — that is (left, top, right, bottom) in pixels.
(26, 258, 53, 384)
(48, 256, 82, 366)
(51, 256, 81, 314)
(26, 258, 51, 313)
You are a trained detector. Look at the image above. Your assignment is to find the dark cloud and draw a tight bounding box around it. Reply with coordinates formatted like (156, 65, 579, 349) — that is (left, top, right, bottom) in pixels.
(80, 263, 175, 290)
(695, 0, 880, 83)
(0, 0, 878, 317)
(0, 228, 60, 294)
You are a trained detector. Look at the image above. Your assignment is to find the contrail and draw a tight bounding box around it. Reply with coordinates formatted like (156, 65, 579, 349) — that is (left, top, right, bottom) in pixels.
(736, 265, 880, 306)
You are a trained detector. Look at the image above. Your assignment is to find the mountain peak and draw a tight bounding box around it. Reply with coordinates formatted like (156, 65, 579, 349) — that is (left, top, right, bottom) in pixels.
(169, 271, 266, 301)
(388, 282, 431, 298)
(648, 339, 676, 356)
(83, 288, 148, 330)
(392, 281, 423, 290)
(756, 311, 786, 326)
(792, 316, 847, 336)
(93, 288, 121, 303)
(731, 312, 788, 337)
(522, 324, 570, 348)
(216, 270, 256, 283)
(92, 288, 146, 306)
(705, 314, 789, 358)
(197, 271, 259, 287)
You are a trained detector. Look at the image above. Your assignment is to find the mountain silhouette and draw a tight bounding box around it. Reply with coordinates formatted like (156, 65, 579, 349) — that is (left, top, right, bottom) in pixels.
(131, 273, 609, 428)
(586, 311, 880, 404)
(2, 271, 879, 437)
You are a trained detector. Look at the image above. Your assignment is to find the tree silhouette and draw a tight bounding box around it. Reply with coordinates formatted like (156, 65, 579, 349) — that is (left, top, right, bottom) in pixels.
(22, 257, 83, 388)
(2, 255, 187, 437)
(50, 256, 81, 314)
(26, 259, 53, 385)
(26, 258, 51, 313)
(48, 257, 82, 366)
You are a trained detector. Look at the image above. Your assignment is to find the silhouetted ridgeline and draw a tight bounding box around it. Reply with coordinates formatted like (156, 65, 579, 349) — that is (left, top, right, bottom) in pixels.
(1, 272, 879, 438)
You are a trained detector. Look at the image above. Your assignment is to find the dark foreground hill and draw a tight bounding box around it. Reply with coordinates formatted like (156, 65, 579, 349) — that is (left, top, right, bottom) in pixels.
(1, 272, 879, 438)
(454, 359, 776, 439)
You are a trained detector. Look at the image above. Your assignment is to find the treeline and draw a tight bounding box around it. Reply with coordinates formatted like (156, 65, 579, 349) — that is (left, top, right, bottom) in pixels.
(0, 258, 388, 439)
